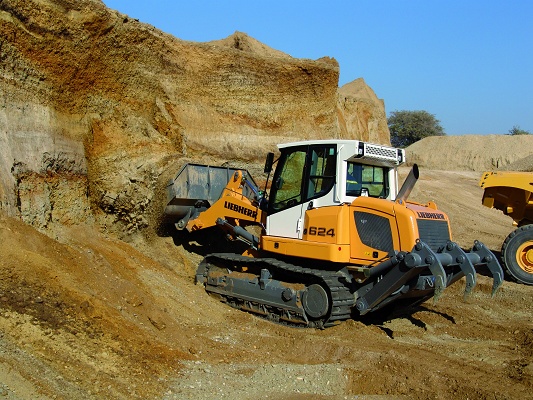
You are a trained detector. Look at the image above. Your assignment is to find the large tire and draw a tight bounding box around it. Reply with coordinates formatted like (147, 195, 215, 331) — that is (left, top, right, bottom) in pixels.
(501, 225, 533, 285)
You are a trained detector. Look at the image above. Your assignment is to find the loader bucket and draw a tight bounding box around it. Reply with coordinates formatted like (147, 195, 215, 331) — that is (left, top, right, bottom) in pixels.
(479, 171, 533, 225)
(163, 163, 258, 228)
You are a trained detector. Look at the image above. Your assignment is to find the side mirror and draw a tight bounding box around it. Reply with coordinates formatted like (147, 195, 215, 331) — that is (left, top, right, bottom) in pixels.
(264, 152, 274, 174)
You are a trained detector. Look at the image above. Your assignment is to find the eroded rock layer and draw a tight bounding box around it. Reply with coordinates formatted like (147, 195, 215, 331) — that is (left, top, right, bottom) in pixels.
(0, 0, 389, 233)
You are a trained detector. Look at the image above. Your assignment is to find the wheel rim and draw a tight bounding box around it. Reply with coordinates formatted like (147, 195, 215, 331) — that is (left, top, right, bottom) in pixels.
(516, 241, 533, 274)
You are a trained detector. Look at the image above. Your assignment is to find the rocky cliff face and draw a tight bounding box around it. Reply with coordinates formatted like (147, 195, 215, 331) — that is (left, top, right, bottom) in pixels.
(337, 78, 390, 142)
(0, 0, 390, 234)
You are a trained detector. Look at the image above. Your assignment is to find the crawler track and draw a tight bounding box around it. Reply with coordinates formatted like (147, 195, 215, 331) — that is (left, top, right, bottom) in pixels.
(196, 253, 355, 328)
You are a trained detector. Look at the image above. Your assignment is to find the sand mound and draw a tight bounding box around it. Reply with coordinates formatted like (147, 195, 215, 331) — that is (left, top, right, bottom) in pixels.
(500, 153, 533, 171)
(406, 134, 533, 171)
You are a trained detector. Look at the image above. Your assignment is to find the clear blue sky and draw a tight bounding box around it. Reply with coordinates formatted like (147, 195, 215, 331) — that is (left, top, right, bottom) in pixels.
(103, 0, 532, 135)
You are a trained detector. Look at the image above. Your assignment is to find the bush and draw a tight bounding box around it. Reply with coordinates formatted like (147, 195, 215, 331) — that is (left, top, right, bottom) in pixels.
(508, 126, 530, 135)
(388, 110, 445, 148)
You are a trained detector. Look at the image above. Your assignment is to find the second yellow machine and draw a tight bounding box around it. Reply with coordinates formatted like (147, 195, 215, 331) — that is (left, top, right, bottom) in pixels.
(480, 171, 533, 285)
(164, 140, 503, 328)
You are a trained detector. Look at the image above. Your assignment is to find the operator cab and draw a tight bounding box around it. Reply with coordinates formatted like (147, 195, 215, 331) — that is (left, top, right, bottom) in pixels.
(265, 140, 405, 239)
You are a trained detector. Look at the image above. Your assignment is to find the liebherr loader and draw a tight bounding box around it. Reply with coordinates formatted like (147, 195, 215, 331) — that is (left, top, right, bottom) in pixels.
(164, 140, 503, 328)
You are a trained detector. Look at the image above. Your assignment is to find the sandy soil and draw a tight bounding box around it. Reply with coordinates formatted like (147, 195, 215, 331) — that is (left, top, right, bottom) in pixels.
(0, 168, 532, 400)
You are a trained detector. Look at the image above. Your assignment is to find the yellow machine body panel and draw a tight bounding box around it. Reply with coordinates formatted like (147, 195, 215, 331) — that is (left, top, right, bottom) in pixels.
(302, 204, 351, 244)
(479, 171, 533, 225)
(261, 196, 452, 267)
(349, 197, 399, 264)
(261, 204, 351, 262)
(261, 236, 351, 262)
(403, 200, 451, 244)
(349, 197, 450, 264)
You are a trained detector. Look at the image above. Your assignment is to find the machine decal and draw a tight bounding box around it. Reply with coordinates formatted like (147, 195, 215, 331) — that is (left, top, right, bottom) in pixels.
(224, 201, 257, 218)
(416, 211, 445, 220)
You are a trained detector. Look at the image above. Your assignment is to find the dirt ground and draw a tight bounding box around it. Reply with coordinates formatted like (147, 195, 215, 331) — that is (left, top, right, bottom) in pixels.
(0, 168, 532, 400)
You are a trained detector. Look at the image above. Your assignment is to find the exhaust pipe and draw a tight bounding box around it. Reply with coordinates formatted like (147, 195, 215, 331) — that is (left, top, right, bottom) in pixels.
(396, 164, 419, 203)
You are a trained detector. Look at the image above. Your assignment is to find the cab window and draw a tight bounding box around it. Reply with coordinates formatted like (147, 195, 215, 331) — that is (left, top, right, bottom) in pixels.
(346, 163, 388, 198)
(307, 146, 336, 200)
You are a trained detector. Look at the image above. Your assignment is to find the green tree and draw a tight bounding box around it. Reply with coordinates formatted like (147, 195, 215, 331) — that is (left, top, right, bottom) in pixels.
(508, 125, 530, 135)
(388, 110, 445, 148)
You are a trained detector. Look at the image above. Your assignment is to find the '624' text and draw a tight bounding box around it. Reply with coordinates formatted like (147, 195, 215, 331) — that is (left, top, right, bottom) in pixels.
(304, 226, 335, 237)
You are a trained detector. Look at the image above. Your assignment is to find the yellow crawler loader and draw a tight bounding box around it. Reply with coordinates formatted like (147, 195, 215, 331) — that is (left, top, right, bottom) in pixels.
(479, 171, 533, 285)
(164, 140, 503, 328)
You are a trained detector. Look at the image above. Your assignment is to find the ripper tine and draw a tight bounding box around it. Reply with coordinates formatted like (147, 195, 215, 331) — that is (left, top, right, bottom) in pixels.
(440, 241, 477, 299)
(470, 241, 504, 297)
(411, 241, 447, 303)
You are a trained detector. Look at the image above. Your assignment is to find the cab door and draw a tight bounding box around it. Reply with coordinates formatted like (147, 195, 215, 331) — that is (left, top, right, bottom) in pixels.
(266, 145, 337, 239)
